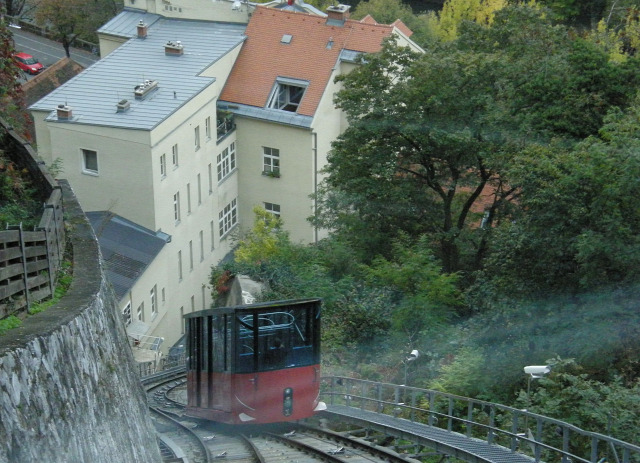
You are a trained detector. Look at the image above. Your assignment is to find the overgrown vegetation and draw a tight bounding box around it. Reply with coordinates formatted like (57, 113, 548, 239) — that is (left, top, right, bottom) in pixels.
(212, 0, 640, 449)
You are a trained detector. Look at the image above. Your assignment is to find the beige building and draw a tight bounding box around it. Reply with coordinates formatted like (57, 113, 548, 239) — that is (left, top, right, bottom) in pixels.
(29, 0, 420, 362)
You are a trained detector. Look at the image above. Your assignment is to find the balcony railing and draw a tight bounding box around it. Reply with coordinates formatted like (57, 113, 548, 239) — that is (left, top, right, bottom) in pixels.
(217, 112, 235, 142)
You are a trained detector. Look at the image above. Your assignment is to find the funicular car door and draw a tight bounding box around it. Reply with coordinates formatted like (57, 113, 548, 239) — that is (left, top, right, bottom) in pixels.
(208, 313, 231, 412)
(233, 311, 261, 415)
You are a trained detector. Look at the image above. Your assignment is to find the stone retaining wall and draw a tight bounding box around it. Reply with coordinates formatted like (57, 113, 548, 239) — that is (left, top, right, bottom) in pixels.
(0, 181, 160, 463)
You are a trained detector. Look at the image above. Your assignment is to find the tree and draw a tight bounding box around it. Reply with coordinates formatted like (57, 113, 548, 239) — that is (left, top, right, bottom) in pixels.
(426, 0, 508, 41)
(362, 234, 464, 340)
(35, 0, 119, 57)
(316, 39, 516, 273)
(0, 13, 30, 138)
(479, 99, 640, 298)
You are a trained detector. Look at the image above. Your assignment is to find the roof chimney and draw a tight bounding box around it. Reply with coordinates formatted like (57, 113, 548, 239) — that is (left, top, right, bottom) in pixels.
(57, 104, 73, 120)
(134, 80, 159, 99)
(326, 4, 350, 23)
(117, 99, 131, 112)
(165, 40, 184, 55)
(137, 20, 148, 39)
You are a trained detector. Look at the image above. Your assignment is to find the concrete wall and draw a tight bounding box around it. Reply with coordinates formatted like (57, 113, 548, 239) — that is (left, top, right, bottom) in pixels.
(0, 181, 161, 463)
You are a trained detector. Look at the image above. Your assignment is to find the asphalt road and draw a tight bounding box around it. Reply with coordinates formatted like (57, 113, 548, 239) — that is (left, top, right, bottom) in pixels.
(10, 26, 100, 75)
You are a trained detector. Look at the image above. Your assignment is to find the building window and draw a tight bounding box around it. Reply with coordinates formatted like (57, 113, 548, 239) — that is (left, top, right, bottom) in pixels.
(199, 230, 204, 262)
(137, 302, 144, 322)
(267, 80, 307, 112)
(173, 192, 181, 223)
(210, 220, 215, 251)
(82, 149, 98, 175)
(264, 202, 281, 218)
(216, 142, 236, 181)
(263, 147, 280, 176)
(205, 116, 211, 140)
(189, 240, 194, 271)
(122, 303, 132, 326)
(180, 307, 184, 334)
(160, 153, 167, 179)
(197, 174, 202, 205)
(219, 198, 237, 237)
(172, 143, 179, 168)
(150, 285, 157, 318)
(191, 295, 195, 312)
(187, 183, 192, 214)
(178, 250, 183, 281)
(162, 287, 166, 304)
(194, 125, 200, 151)
(201, 285, 206, 310)
(208, 164, 213, 193)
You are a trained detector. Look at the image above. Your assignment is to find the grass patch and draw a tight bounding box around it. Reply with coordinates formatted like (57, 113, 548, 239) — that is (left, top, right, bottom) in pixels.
(0, 315, 22, 335)
(28, 260, 73, 315)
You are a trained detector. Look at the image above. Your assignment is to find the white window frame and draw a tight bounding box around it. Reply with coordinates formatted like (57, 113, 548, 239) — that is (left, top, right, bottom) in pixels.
(137, 302, 144, 322)
(210, 220, 215, 251)
(263, 147, 280, 175)
(189, 240, 194, 271)
(172, 143, 179, 168)
(82, 149, 99, 176)
(208, 164, 213, 193)
(266, 78, 308, 112)
(187, 183, 192, 214)
(264, 202, 281, 218)
(216, 142, 236, 181)
(178, 250, 183, 281)
(205, 116, 211, 140)
(199, 230, 204, 262)
(122, 302, 132, 326)
(150, 285, 157, 318)
(218, 198, 237, 237)
(194, 125, 200, 151)
(160, 153, 167, 179)
(173, 192, 181, 223)
(197, 174, 202, 205)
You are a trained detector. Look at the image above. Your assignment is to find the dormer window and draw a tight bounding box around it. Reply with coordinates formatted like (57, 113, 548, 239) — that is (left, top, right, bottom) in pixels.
(267, 77, 308, 112)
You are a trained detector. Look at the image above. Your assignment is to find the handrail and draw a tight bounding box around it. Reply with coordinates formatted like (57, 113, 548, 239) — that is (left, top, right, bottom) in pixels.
(320, 376, 640, 463)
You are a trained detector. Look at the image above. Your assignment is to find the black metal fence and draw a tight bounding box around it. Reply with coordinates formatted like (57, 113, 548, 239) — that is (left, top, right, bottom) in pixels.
(321, 376, 640, 463)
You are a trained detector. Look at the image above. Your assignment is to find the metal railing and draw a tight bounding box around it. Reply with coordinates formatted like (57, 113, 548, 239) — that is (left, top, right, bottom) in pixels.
(320, 376, 640, 463)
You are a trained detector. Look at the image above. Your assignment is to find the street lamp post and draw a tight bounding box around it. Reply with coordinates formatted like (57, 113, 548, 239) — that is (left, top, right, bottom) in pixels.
(523, 365, 550, 432)
(403, 350, 419, 385)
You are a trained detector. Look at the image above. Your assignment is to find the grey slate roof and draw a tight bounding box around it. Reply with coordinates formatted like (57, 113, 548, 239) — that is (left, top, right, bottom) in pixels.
(97, 8, 162, 38)
(30, 10, 246, 131)
(218, 102, 313, 129)
(87, 211, 170, 301)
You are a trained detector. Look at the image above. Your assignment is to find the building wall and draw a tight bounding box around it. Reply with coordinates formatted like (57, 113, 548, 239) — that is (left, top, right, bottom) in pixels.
(124, 0, 253, 23)
(234, 117, 317, 243)
(0, 181, 161, 463)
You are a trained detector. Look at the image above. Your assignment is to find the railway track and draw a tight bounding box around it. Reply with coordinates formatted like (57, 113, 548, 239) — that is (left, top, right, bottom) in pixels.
(142, 370, 427, 463)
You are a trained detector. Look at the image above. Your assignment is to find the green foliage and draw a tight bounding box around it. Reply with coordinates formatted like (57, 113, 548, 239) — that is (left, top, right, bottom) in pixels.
(234, 206, 288, 265)
(430, 0, 508, 41)
(362, 235, 463, 337)
(0, 154, 41, 228)
(28, 259, 73, 314)
(0, 315, 22, 335)
(525, 358, 640, 453)
(429, 346, 489, 398)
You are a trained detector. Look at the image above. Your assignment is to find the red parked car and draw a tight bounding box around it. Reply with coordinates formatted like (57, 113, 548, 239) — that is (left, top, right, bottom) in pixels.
(13, 52, 44, 75)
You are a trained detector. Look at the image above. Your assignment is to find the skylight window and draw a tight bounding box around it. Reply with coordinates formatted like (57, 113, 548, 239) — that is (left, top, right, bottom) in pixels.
(281, 34, 293, 44)
(267, 78, 308, 113)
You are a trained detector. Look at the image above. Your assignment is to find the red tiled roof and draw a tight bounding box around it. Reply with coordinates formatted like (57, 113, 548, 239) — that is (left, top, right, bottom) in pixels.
(360, 14, 378, 24)
(391, 19, 413, 37)
(220, 7, 395, 117)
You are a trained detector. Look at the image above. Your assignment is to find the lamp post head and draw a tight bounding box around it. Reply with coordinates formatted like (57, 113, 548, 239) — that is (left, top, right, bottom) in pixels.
(524, 365, 550, 379)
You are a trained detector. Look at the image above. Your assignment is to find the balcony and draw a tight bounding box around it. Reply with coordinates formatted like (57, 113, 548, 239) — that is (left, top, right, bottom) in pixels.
(217, 111, 235, 142)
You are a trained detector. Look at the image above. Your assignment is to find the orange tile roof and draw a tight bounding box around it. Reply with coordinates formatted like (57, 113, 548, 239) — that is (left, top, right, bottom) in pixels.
(391, 19, 413, 37)
(220, 6, 395, 117)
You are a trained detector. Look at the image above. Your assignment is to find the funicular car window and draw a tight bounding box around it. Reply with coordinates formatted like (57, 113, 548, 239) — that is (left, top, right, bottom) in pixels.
(233, 304, 318, 373)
